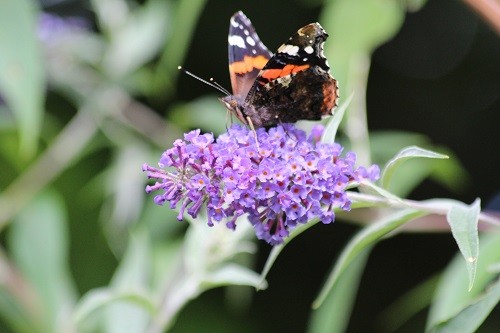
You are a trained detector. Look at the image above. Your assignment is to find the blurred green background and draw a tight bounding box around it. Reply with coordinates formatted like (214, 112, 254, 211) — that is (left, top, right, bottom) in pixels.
(0, 0, 499, 332)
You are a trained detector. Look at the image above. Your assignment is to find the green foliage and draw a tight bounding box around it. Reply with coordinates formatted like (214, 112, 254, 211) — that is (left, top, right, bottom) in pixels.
(7, 190, 77, 332)
(0, 0, 45, 158)
(447, 199, 480, 291)
(312, 209, 426, 309)
(427, 233, 500, 333)
(308, 249, 370, 333)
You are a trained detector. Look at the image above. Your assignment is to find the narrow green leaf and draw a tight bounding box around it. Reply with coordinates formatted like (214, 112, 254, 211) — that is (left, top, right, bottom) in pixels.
(321, 91, 354, 145)
(308, 248, 371, 333)
(381, 146, 448, 189)
(105, 229, 153, 333)
(321, 0, 404, 97)
(313, 209, 425, 308)
(358, 180, 405, 204)
(430, 149, 470, 193)
(377, 274, 440, 332)
(74, 288, 156, 327)
(101, 0, 171, 77)
(203, 264, 267, 289)
(370, 131, 430, 163)
(427, 233, 500, 332)
(169, 96, 229, 135)
(110, 229, 152, 288)
(0, 0, 45, 157)
(183, 216, 255, 275)
(9, 190, 77, 332)
(153, 0, 207, 96)
(430, 278, 500, 333)
(446, 199, 480, 291)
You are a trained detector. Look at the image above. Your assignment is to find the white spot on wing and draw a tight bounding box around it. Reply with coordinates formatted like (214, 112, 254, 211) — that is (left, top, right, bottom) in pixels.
(246, 36, 256, 46)
(278, 44, 299, 56)
(228, 35, 246, 48)
(230, 18, 239, 28)
(244, 29, 249, 35)
(304, 46, 314, 54)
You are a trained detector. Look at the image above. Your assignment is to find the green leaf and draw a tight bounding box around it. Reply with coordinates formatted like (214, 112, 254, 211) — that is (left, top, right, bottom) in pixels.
(358, 180, 405, 204)
(183, 215, 255, 275)
(203, 264, 266, 289)
(377, 274, 440, 332)
(100, 0, 171, 78)
(430, 277, 500, 333)
(9, 190, 77, 332)
(327, 0, 404, 54)
(446, 199, 480, 291)
(169, 96, 229, 135)
(0, 0, 45, 157)
(104, 229, 154, 333)
(321, 0, 404, 96)
(430, 149, 470, 193)
(308, 248, 371, 333)
(427, 232, 500, 332)
(381, 146, 448, 189)
(74, 288, 156, 329)
(153, 0, 207, 97)
(370, 131, 430, 164)
(321, 91, 353, 145)
(313, 209, 425, 308)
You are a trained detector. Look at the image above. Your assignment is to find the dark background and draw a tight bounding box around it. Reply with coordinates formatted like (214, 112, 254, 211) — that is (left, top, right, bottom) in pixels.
(42, 0, 500, 331)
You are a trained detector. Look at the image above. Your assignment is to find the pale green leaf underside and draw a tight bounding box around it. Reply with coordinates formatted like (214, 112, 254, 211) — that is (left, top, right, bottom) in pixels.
(446, 199, 480, 291)
(74, 288, 155, 327)
(429, 278, 500, 333)
(381, 146, 448, 189)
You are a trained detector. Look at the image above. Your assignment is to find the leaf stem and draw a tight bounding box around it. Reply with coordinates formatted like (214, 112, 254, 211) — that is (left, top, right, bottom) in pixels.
(346, 191, 500, 228)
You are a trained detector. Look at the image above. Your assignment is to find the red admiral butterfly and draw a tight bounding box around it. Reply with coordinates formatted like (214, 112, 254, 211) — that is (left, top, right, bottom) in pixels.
(220, 11, 339, 128)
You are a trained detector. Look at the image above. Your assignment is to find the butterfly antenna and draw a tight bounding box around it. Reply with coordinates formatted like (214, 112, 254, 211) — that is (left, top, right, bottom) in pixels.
(178, 66, 230, 96)
(209, 78, 231, 96)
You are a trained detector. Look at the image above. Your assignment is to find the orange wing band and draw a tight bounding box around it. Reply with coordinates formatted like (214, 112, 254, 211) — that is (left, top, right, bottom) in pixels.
(229, 55, 269, 74)
(261, 64, 310, 80)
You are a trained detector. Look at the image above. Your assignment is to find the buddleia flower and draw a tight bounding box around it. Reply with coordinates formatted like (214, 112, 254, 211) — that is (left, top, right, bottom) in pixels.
(143, 124, 379, 245)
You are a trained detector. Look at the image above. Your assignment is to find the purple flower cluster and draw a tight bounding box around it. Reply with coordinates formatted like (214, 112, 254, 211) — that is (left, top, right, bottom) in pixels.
(143, 124, 379, 245)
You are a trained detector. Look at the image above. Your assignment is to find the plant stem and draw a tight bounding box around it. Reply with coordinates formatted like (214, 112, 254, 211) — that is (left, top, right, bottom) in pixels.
(346, 192, 500, 229)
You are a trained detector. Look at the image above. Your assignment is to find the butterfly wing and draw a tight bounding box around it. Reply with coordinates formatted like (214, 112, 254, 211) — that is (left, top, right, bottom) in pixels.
(244, 23, 339, 126)
(228, 11, 273, 99)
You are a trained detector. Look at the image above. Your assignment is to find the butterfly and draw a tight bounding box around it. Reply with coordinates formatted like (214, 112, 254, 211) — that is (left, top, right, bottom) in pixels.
(219, 11, 339, 128)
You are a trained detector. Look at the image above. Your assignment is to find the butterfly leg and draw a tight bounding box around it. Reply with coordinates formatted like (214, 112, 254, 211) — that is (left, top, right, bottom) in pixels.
(246, 116, 261, 153)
